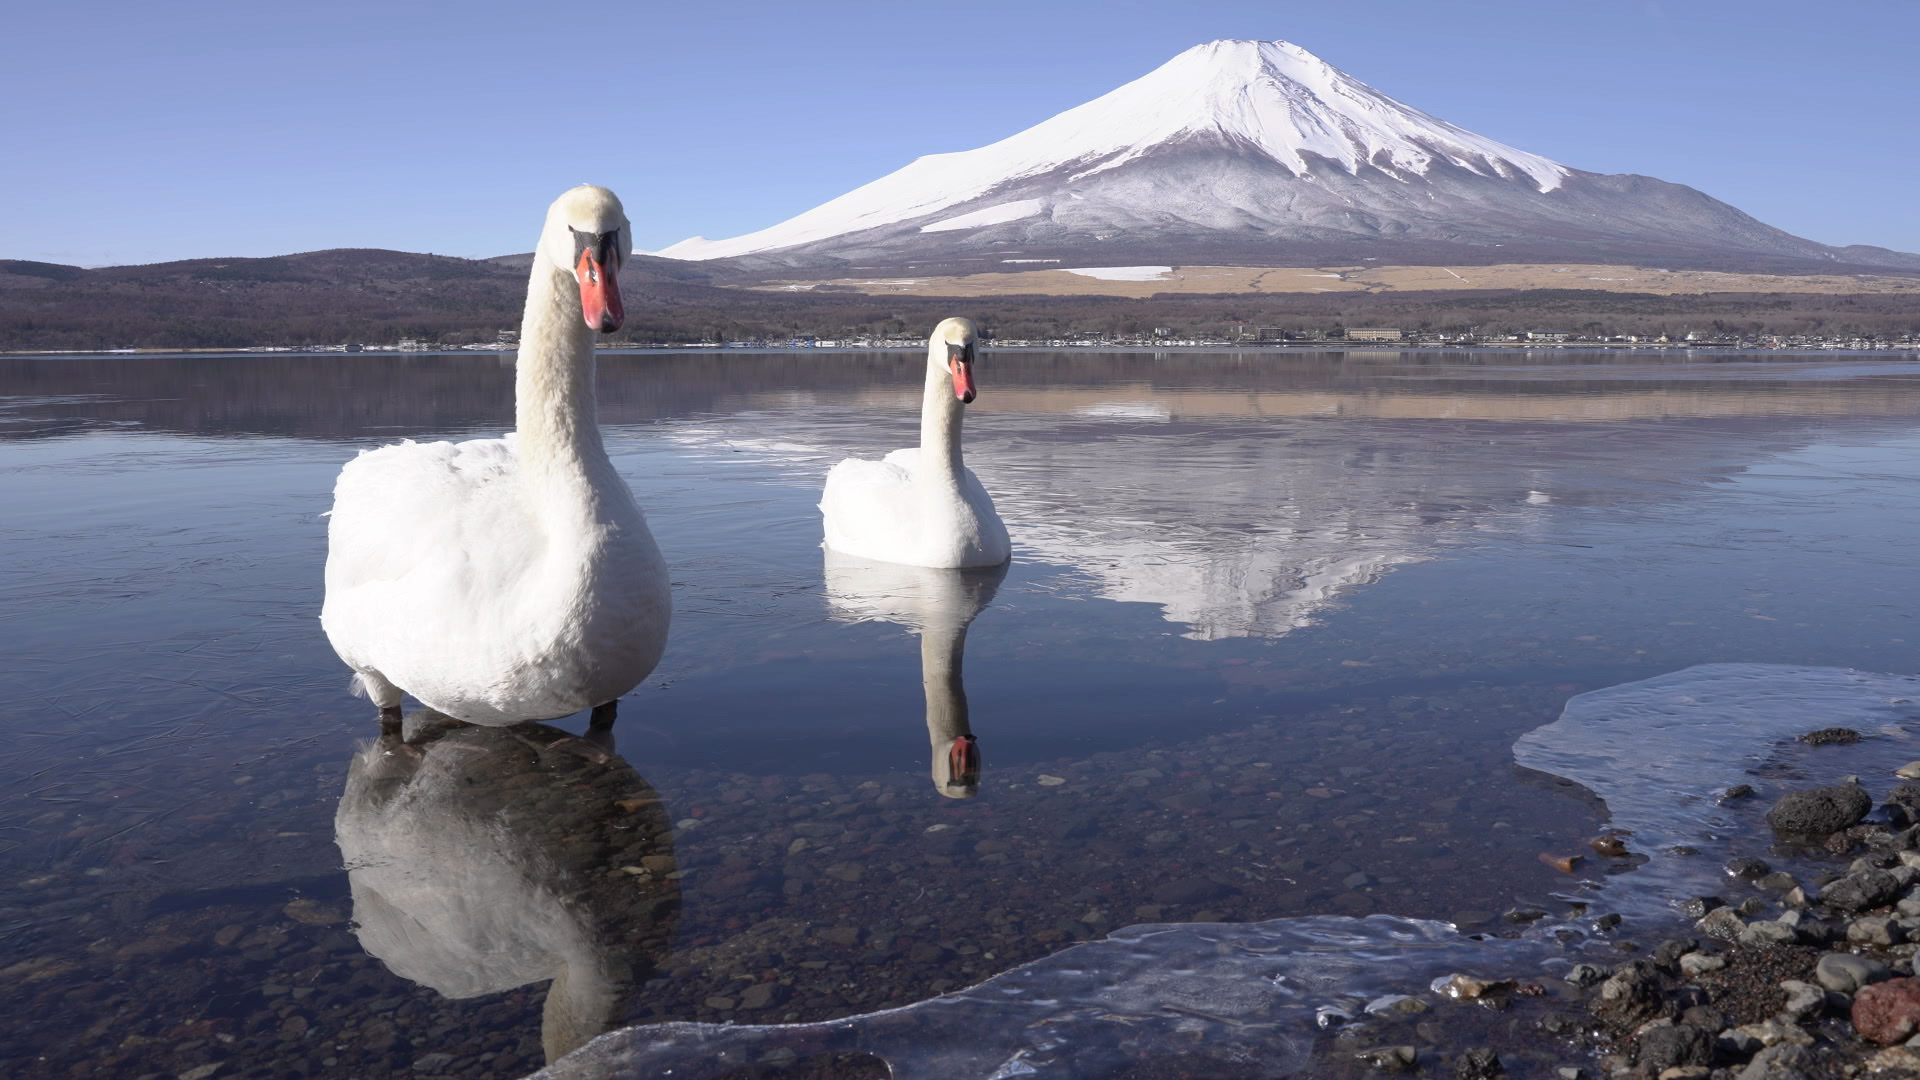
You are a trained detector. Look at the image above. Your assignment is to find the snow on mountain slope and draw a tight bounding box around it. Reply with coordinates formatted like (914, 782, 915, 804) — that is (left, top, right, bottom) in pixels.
(655, 38, 1920, 274)
(659, 40, 1567, 261)
(920, 199, 1049, 233)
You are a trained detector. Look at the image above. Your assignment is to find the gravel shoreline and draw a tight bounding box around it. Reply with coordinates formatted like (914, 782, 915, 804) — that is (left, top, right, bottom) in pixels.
(1305, 751, 1920, 1080)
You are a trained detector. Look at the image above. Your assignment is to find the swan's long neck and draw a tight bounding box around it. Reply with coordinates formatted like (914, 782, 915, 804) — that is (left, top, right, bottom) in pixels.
(922, 620, 970, 746)
(515, 252, 616, 502)
(919, 345, 965, 485)
(542, 954, 625, 1064)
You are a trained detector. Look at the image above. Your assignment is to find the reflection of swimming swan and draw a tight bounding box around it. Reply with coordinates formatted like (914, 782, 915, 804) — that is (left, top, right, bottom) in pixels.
(321, 185, 671, 727)
(820, 318, 1011, 569)
(823, 552, 1005, 797)
(334, 713, 678, 1063)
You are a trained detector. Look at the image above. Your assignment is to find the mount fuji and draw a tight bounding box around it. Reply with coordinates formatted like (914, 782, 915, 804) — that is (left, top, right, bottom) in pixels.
(660, 40, 1919, 276)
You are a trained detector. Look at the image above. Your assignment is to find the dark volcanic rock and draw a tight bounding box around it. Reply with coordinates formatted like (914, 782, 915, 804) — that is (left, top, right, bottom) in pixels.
(1766, 783, 1871, 836)
(1795, 727, 1862, 746)
(1592, 960, 1667, 1026)
(1636, 1021, 1713, 1070)
(1653, 938, 1699, 968)
(1887, 783, 1920, 812)
(1452, 1046, 1502, 1078)
(1679, 897, 1723, 920)
(1820, 869, 1902, 913)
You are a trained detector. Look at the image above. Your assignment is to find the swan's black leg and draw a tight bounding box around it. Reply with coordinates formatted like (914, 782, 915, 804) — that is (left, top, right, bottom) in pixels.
(584, 701, 617, 753)
(378, 705, 403, 737)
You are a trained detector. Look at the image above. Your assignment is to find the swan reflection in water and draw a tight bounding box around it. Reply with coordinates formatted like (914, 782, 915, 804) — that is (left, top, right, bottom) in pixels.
(334, 713, 678, 1063)
(823, 551, 1006, 798)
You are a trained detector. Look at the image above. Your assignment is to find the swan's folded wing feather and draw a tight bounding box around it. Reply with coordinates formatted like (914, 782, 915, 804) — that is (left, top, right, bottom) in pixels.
(324, 437, 541, 596)
(820, 453, 919, 559)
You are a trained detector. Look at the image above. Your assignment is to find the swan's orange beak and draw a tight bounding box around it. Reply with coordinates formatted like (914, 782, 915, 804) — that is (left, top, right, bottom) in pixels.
(575, 248, 624, 333)
(947, 343, 976, 403)
(947, 734, 980, 787)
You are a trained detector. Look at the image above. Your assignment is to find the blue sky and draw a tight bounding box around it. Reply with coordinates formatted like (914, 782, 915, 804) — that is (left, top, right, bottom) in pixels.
(4, 0, 1916, 266)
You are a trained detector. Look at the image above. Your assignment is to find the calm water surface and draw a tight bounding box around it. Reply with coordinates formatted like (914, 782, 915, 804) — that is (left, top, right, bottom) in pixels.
(5, 349, 1920, 1078)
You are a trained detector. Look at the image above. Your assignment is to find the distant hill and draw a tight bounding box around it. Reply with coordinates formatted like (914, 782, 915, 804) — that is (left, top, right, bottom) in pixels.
(0, 249, 737, 350)
(5, 248, 1919, 351)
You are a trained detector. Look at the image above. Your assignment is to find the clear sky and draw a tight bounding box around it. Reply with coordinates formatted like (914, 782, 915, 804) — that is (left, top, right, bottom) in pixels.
(4, 0, 1916, 266)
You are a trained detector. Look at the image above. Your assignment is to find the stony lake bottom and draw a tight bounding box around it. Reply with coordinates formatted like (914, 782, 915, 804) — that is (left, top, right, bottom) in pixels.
(6, 348, 1920, 1079)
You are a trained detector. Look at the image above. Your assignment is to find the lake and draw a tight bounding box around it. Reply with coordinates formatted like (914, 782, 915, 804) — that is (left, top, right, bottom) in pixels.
(5, 348, 1920, 1078)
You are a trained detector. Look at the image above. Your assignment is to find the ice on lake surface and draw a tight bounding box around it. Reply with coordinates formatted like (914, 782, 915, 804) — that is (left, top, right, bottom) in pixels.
(540, 663, 1920, 1079)
(5, 349, 1920, 1077)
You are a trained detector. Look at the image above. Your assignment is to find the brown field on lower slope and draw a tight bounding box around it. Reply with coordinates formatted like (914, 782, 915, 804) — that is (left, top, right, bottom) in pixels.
(755, 263, 1920, 298)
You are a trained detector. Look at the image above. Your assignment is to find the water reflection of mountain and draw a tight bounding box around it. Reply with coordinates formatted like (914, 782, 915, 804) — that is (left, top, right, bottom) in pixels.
(7, 350, 1920, 442)
(662, 353, 1920, 641)
(16, 350, 1920, 642)
(334, 715, 678, 1064)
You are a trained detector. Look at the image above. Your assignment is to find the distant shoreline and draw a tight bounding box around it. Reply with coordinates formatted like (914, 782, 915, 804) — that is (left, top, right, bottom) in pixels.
(5, 342, 1919, 359)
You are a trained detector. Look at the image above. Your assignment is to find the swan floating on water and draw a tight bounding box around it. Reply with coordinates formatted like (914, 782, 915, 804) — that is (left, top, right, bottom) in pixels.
(820, 317, 1010, 569)
(321, 185, 671, 727)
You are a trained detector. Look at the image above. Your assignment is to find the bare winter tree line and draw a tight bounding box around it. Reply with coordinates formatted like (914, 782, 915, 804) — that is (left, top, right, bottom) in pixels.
(4, 253, 1916, 350)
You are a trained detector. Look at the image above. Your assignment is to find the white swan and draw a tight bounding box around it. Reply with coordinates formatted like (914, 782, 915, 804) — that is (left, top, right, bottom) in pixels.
(321, 185, 669, 727)
(819, 317, 1010, 568)
(823, 552, 1005, 798)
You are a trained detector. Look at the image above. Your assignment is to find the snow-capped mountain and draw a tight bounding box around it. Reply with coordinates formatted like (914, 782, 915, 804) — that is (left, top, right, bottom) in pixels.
(660, 39, 1920, 274)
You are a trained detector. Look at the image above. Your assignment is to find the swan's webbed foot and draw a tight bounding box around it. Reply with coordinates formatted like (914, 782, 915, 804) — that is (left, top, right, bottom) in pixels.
(374, 711, 425, 762)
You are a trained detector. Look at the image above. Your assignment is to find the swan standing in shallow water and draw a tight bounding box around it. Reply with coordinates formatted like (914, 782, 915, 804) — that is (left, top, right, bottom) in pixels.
(819, 318, 1011, 569)
(321, 186, 670, 727)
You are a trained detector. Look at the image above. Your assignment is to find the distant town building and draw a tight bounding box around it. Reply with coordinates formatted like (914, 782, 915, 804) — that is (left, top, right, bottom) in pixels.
(1526, 330, 1570, 342)
(1345, 327, 1403, 342)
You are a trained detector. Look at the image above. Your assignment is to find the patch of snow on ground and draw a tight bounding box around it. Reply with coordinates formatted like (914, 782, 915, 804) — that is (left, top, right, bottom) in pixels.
(1065, 266, 1173, 281)
(920, 199, 1047, 233)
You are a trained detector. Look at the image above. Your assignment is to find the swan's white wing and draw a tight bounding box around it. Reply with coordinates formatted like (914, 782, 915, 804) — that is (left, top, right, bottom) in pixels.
(322, 437, 544, 670)
(820, 452, 922, 563)
(957, 464, 1012, 565)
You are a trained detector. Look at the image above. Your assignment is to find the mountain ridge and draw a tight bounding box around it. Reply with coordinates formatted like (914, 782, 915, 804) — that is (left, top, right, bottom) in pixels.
(657, 38, 1920, 275)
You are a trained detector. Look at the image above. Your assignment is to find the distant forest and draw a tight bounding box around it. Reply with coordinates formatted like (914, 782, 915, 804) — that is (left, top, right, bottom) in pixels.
(4, 252, 1918, 350)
